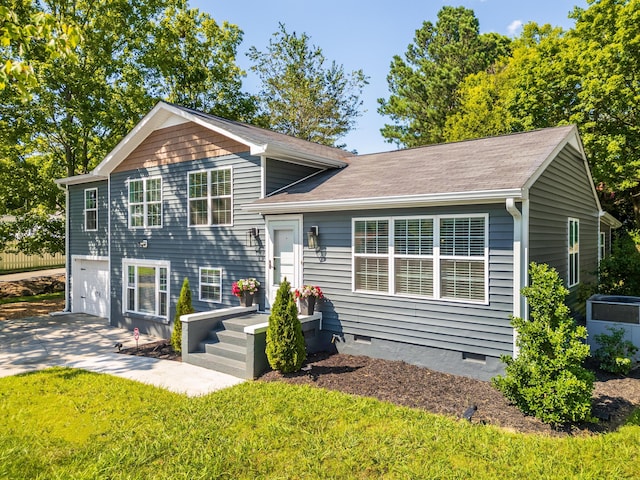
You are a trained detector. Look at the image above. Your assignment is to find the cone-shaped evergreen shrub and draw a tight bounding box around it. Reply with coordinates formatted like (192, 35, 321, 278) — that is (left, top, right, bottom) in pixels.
(492, 263, 594, 426)
(266, 278, 306, 373)
(171, 277, 194, 353)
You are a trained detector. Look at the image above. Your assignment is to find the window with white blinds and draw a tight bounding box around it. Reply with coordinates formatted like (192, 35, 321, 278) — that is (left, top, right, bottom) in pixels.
(354, 220, 389, 292)
(439, 217, 486, 301)
(353, 215, 487, 303)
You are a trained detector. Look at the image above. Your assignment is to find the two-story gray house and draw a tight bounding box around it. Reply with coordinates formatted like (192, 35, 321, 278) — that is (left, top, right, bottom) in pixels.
(56, 101, 618, 380)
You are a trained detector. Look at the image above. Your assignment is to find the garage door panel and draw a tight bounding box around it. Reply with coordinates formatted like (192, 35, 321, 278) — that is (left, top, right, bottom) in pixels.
(72, 259, 109, 317)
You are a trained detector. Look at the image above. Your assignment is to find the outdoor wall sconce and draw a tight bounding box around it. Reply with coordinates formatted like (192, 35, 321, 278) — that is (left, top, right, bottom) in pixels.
(247, 227, 259, 247)
(307, 226, 319, 249)
(138, 239, 148, 248)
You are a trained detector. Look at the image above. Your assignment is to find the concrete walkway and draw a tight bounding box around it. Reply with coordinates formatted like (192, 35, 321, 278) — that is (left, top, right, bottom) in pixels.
(0, 267, 66, 282)
(0, 313, 244, 396)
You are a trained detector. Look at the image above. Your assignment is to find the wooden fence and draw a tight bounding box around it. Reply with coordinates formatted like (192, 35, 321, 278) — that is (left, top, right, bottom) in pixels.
(0, 250, 65, 273)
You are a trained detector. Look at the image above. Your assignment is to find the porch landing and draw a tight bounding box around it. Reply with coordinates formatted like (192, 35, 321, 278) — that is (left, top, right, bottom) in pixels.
(181, 306, 323, 379)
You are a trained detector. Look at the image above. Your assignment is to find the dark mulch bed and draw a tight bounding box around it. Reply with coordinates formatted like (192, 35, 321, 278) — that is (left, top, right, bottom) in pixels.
(121, 343, 640, 436)
(119, 340, 181, 362)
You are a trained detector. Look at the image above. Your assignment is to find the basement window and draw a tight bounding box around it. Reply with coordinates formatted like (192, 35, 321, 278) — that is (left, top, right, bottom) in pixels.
(462, 352, 486, 364)
(354, 335, 372, 344)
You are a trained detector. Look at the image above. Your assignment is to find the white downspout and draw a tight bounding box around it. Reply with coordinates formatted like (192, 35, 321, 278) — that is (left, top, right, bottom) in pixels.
(506, 198, 522, 357)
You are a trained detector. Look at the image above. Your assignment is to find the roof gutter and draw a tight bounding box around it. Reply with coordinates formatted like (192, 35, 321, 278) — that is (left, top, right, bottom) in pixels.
(245, 188, 524, 214)
(252, 144, 349, 169)
(55, 173, 108, 186)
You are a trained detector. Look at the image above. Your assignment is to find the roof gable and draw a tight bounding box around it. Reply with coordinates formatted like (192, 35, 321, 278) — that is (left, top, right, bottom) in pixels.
(56, 101, 353, 185)
(112, 122, 248, 174)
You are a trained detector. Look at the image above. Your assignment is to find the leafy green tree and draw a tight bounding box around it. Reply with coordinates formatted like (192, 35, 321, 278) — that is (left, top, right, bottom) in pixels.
(248, 23, 368, 147)
(492, 263, 594, 426)
(1, 0, 251, 254)
(378, 6, 510, 147)
(0, 1, 79, 97)
(171, 277, 194, 353)
(140, 1, 256, 121)
(266, 278, 306, 373)
(568, 0, 640, 226)
(444, 23, 576, 142)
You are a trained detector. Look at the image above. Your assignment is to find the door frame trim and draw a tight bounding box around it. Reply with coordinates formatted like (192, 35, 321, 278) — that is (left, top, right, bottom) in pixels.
(265, 214, 303, 308)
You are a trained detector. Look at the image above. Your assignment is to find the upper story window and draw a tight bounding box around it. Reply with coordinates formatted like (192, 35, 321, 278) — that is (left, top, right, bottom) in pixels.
(568, 218, 579, 287)
(188, 167, 233, 226)
(129, 178, 162, 228)
(353, 214, 488, 303)
(84, 188, 97, 231)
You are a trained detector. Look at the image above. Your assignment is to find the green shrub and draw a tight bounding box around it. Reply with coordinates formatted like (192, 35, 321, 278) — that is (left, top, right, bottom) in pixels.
(597, 230, 640, 296)
(266, 278, 306, 373)
(171, 277, 194, 353)
(492, 263, 595, 426)
(594, 327, 638, 375)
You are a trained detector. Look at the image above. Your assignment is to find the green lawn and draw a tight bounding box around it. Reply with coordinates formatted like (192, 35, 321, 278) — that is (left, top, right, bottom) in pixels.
(1, 368, 639, 479)
(0, 292, 64, 305)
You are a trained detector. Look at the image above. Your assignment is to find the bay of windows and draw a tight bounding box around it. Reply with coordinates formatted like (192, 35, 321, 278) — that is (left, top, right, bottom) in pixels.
(188, 167, 232, 226)
(128, 178, 162, 228)
(353, 215, 487, 303)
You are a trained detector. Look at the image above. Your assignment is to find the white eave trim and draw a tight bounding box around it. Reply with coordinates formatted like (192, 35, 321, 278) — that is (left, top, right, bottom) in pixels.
(600, 211, 622, 229)
(252, 145, 349, 169)
(245, 188, 524, 214)
(55, 173, 108, 186)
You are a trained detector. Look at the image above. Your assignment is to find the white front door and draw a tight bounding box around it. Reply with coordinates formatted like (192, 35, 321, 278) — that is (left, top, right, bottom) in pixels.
(266, 216, 302, 308)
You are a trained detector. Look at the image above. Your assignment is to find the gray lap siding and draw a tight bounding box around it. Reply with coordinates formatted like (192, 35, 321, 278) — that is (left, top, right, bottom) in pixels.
(529, 145, 600, 313)
(68, 181, 109, 257)
(109, 153, 265, 337)
(300, 204, 515, 359)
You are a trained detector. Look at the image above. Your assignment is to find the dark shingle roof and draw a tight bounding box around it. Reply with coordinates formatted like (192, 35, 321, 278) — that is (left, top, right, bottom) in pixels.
(253, 126, 578, 207)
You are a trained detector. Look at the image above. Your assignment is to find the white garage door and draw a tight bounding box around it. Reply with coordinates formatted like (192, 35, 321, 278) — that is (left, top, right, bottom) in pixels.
(72, 258, 109, 317)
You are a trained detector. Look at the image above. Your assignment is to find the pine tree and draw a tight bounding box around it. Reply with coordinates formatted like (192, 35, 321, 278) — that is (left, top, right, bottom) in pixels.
(171, 277, 194, 354)
(266, 278, 306, 373)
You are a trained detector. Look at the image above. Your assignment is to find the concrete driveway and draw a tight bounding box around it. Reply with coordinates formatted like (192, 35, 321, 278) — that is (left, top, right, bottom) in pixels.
(0, 313, 243, 396)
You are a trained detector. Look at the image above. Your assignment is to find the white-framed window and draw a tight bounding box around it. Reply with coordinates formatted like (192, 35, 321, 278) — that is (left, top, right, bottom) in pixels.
(568, 218, 579, 287)
(123, 260, 169, 318)
(128, 177, 162, 228)
(84, 188, 97, 231)
(353, 214, 488, 303)
(599, 230, 608, 263)
(188, 167, 233, 226)
(199, 267, 222, 302)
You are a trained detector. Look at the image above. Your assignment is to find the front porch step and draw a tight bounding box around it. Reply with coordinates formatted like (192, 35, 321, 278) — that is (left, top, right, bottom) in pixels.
(223, 314, 266, 332)
(204, 341, 246, 362)
(215, 328, 246, 347)
(187, 352, 247, 379)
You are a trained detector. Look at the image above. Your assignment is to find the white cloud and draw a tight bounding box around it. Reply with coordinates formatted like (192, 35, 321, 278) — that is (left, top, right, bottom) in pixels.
(507, 20, 523, 36)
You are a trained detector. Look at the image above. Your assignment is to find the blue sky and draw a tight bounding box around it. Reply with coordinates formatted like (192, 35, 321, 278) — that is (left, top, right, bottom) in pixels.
(191, 0, 587, 153)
